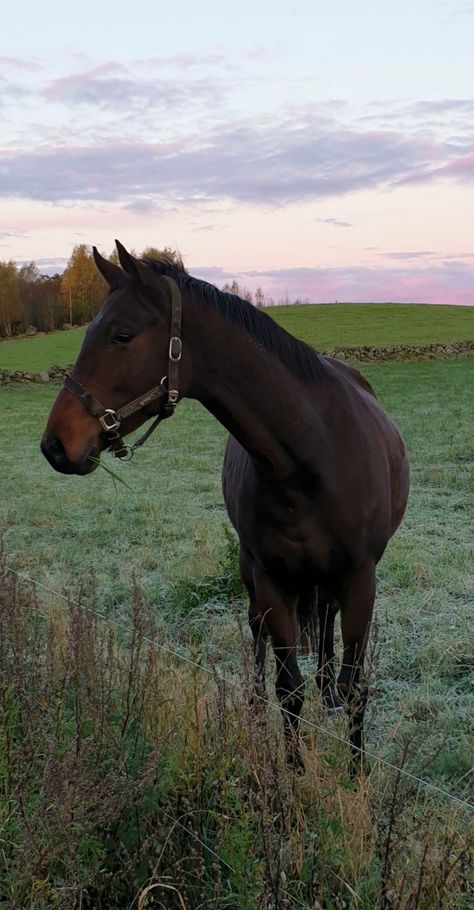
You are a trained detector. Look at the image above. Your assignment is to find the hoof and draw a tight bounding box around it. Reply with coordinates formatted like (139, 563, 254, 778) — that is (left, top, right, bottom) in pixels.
(286, 740, 306, 774)
(349, 751, 370, 779)
(323, 685, 344, 716)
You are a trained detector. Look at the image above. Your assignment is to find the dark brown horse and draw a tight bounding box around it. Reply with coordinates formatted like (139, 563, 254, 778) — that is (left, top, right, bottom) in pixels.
(41, 242, 409, 770)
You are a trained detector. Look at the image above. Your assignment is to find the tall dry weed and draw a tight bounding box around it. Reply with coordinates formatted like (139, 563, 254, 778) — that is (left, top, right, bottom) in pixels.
(0, 545, 471, 909)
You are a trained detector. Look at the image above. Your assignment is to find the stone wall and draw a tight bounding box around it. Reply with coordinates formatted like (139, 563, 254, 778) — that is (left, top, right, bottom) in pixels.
(1, 340, 473, 385)
(327, 339, 474, 362)
(0, 364, 70, 385)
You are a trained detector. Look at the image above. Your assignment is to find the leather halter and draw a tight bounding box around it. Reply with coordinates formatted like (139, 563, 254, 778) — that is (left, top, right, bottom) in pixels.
(63, 276, 183, 460)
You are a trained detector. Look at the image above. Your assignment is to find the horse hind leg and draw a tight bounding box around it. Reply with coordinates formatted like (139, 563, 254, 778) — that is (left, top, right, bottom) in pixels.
(337, 559, 376, 775)
(297, 587, 342, 715)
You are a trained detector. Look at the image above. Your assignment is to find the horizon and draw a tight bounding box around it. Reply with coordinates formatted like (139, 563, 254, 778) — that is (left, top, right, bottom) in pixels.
(1, 0, 474, 306)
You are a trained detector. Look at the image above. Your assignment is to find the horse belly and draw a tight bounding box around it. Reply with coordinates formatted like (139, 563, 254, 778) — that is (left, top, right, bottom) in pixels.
(259, 512, 351, 588)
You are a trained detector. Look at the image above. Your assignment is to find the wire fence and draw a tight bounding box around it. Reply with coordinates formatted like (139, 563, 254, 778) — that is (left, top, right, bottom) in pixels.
(4, 563, 473, 814)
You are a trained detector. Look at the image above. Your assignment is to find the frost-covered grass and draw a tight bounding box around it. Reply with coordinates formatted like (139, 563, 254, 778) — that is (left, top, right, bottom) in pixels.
(1, 357, 473, 908)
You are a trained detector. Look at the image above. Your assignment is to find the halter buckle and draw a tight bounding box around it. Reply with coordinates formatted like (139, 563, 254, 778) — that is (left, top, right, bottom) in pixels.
(99, 409, 121, 433)
(169, 336, 182, 362)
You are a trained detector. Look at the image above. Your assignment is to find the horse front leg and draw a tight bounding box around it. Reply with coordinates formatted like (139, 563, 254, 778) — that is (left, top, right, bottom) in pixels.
(240, 548, 268, 700)
(337, 559, 375, 775)
(254, 571, 304, 770)
(249, 603, 268, 700)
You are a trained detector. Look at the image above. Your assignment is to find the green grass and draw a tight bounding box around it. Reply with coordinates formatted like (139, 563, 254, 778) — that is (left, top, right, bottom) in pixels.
(1, 358, 473, 796)
(0, 326, 86, 371)
(270, 303, 474, 349)
(1, 303, 473, 371)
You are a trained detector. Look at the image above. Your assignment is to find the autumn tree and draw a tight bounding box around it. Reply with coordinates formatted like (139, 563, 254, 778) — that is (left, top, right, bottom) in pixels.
(106, 245, 179, 269)
(32, 274, 63, 332)
(61, 244, 105, 324)
(18, 262, 40, 330)
(0, 261, 21, 337)
(141, 245, 180, 263)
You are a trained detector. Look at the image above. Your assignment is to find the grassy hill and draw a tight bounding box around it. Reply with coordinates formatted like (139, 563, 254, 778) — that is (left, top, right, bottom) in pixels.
(1, 303, 472, 372)
(269, 302, 474, 349)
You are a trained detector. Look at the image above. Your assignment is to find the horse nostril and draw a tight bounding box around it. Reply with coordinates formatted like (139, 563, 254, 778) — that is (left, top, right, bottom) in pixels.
(41, 434, 67, 468)
(50, 436, 66, 460)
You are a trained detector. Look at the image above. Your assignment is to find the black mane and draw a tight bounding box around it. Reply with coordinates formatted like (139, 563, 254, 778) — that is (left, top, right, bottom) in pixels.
(143, 254, 327, 382)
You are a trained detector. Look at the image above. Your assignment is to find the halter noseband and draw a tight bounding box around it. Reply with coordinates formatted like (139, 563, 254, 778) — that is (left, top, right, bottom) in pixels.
(63, 276, 183, 460)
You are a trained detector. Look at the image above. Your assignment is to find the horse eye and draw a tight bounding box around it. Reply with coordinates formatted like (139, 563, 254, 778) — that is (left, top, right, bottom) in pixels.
(113, 332, 133, 344)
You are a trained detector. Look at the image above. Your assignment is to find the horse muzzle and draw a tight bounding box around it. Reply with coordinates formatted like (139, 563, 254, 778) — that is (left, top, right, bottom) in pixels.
(41, 432, 100, 475)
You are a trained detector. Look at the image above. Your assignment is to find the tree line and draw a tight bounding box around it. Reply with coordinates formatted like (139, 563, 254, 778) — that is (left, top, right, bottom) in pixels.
(0, 244, 101, 339)
(0, 243, 294, 339)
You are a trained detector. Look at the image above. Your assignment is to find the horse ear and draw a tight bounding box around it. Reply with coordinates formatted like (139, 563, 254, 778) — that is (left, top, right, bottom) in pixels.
(115, 240, 142, 280)
(92, 247, 123, 286)
(115, 239, 154, 287)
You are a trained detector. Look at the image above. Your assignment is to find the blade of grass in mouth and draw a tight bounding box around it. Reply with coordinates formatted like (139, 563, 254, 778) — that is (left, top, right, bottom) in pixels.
(88, 455, 135, 492)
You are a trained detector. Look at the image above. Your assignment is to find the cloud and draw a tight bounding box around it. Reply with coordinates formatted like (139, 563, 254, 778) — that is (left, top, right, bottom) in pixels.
(407, 99, 474, 116)
(0, 55, 43, 71)
(191, 223, 228, 232)
(0, 123, 459, 206)
(446, 2, 474, 19)
(16, 256, 68, 274)
(434, 150, 474, 181)
(1, 92, 473, 209)
(382, 251, 436, 260)
(0, 75, 31, 105)
(317, 217, 353, 228)
(137, 52, 228, 69)
(0, 230, 30, 240)
(43, 65, 224, 112)
(396, 149, 474, 187)
(216, 263, 474, 306)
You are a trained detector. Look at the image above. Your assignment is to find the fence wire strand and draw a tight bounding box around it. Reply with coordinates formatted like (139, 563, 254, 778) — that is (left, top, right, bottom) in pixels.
(4, 563, 473, 813)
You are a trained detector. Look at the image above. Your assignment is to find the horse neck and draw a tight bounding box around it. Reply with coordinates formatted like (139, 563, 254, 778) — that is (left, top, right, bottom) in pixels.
(184, 302, 322, 480)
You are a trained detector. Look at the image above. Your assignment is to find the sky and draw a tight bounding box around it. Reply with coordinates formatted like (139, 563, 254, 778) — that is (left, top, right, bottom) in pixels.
(1, 0, 474, 304)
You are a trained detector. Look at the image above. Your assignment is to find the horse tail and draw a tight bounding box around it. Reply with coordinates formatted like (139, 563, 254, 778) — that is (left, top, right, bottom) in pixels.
(297, 587, 318, 655)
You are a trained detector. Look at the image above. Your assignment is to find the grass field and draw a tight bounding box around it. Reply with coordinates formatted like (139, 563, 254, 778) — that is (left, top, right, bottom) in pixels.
(0, 326, 86, 372)
(270, 302, 474, 349)
(1, 302, 473, 372)
(1, 350, 473, 905)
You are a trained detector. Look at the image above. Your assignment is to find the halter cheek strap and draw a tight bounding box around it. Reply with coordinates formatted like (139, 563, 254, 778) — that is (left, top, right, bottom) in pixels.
(63, 276, 183, 460)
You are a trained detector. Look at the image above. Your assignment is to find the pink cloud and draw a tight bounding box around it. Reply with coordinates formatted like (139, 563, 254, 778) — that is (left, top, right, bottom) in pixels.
(396, 149, 474, 186)
(212, 264, 474, 306)
(42, 66, 224, 112)
(0, 55, 43, 71)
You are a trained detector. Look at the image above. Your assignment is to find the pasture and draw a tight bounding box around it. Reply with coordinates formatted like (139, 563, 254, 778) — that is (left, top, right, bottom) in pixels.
(1, 301, 473, 371)
(0, 313, 473, 907)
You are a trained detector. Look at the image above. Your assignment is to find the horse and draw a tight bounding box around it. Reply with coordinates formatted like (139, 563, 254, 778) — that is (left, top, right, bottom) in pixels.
(41, 241, 410, 771)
